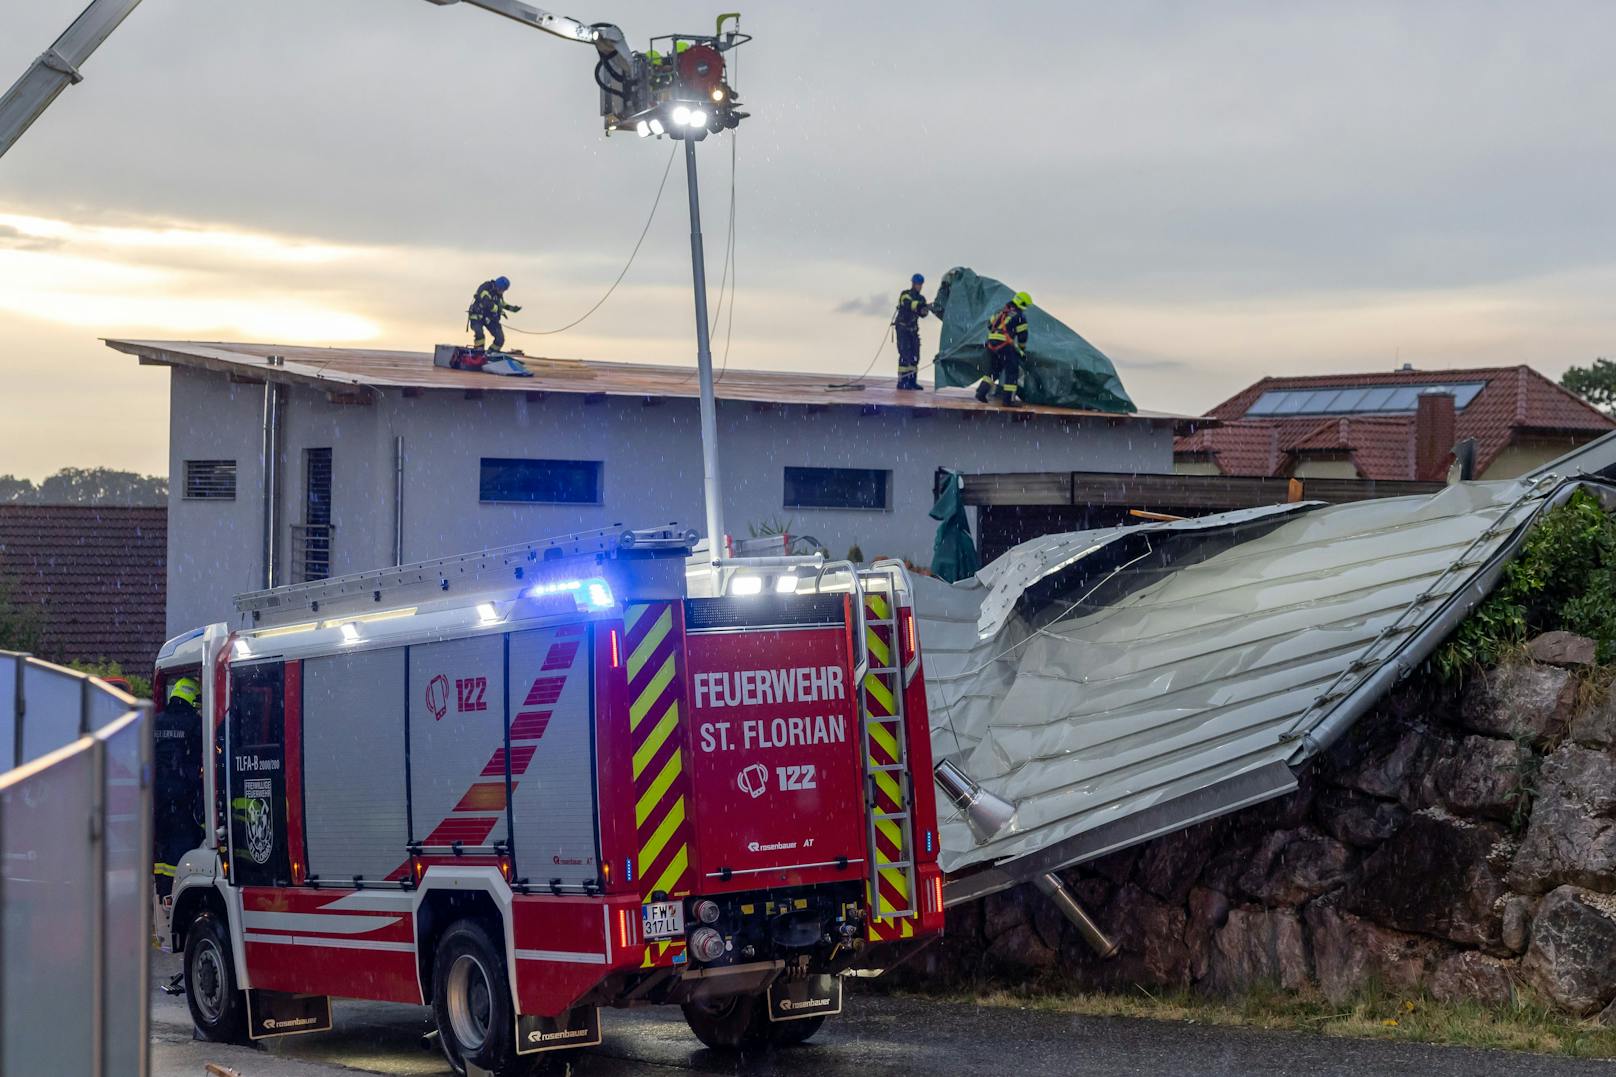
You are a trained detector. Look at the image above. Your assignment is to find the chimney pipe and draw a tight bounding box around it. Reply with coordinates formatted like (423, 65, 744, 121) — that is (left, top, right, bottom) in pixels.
(1415, 390, 1456, 481)
(934, 760, 1017, 845)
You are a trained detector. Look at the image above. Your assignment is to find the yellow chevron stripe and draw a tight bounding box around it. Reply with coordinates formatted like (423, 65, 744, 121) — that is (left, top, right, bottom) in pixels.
(867, 595, 890, 620)
(632, 702, 679, 779)
(901, 918, 915, 938)
(863, 673, 895, 715)
(635, 751, 682, 828)
(875, 815, 902, 852)
(868, 719, 899, 763)
(881, 866, 910, 902)
(874, 769, 903, 810)
(630, 654, 677, 731)
(649, 843, 690, 898)
(625, 602, 652, 634)
(627, 607, 671, 680)
(638, 795, 686, 873)
(866, 627, 891, 667)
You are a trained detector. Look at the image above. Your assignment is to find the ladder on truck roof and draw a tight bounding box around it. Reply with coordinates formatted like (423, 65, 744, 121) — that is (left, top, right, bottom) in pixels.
(233, 525, 697, 629)
(857, 561, 920, 926)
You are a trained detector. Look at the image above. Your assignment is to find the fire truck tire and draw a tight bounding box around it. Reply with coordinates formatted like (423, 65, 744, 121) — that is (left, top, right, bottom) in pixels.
(766, 1014, 827, 1045)
(680, 992, 770, 1050)
(183, 908, 248, 1043)
(431, 919, 530, 1077)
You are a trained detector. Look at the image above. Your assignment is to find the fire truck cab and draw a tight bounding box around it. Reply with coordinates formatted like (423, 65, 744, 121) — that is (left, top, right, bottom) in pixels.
(152, 526, 942, 1074)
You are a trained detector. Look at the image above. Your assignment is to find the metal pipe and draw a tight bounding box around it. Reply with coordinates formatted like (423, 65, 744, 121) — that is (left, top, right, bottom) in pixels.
(934, 759, 1017, 845)
(1033, 871, 1118, 959)
(393, 435, 405, 567)
(90, 734, 108, 1077)
(259, 383, 283, 590)
(684, 139, 727, 571)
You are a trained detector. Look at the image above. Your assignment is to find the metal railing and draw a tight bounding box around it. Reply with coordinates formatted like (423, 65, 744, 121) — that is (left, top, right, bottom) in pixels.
(1, 651, 151, 1077)
(291, 522, 334, 583)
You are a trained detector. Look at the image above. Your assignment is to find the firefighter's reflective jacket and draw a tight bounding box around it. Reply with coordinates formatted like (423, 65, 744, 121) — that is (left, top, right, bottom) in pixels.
(986, 305, 1028, 356)
(894, 287, 930, 332)
(467, 280, 516, 327)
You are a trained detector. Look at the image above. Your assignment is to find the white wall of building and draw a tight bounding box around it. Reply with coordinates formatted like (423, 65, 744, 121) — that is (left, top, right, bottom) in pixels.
(165, 370, 1172, 634)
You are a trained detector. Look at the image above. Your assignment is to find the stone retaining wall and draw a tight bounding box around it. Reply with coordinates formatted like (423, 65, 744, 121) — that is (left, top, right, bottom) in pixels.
(917, 633, 1616, 1018)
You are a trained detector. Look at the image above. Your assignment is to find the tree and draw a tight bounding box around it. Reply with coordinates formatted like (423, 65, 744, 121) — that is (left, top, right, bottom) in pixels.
(0, 475, 34, 502)
(0, 577, 43, 654)
(0, 468, 167, 506)
(1561, 358, 1616, 415)
(33, 467, 167, 505)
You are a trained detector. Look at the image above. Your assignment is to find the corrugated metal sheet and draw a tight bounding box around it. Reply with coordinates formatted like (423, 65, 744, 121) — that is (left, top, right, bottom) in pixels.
(921, 432, 1616, 903)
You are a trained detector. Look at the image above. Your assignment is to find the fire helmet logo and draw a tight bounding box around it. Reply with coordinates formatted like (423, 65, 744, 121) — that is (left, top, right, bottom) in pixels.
(737, 763, 768, 799)
(426, 674, 450, 721)
(243, 778, 274, 865)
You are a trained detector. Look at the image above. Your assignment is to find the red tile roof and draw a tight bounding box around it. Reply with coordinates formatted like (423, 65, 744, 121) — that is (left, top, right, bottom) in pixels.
(0, 505, 167, 672)
(1176, 365, 1614, 479)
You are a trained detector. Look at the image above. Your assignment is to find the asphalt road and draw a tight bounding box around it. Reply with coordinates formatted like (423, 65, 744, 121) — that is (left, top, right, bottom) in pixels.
(151, 954, 1613, 1077)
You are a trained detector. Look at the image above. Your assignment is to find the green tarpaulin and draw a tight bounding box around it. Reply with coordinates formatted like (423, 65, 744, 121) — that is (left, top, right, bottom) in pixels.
(930, 267, 1136, 413)
(929, 470, 980, 583)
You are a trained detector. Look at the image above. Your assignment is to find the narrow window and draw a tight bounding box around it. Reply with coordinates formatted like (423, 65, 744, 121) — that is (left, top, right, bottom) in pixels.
(783, 466, 892, 510)
(479, 458, 603, 505)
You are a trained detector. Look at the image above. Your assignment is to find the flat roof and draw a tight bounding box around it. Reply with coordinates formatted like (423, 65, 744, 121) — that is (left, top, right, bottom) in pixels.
(105, 340, 1198, 427)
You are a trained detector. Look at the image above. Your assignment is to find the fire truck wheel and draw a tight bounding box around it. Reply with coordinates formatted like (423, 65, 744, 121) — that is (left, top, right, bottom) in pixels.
(184, 908, 248, 1043)
(680, 992, 770, 1050)
(766, 1014, 827, 1045)
(432, 919, 527, 1076)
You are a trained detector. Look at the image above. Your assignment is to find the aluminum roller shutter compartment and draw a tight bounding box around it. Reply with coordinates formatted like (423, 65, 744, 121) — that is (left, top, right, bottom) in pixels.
(919, 431, 1616, 904)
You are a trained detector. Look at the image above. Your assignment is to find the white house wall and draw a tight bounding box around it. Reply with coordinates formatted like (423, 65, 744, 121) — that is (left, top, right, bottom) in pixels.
(166, 370, 1171, 634)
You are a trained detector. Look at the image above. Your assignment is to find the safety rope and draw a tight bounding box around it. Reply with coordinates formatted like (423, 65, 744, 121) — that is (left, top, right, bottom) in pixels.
(504, 143, 679, 338)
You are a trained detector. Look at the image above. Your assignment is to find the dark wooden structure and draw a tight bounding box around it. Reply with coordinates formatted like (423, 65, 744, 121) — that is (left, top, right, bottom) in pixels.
(941, 470, 1448, 562)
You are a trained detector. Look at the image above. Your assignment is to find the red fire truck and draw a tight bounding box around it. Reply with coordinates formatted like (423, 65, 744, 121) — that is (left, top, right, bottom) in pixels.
(152, 526, 942, 1074)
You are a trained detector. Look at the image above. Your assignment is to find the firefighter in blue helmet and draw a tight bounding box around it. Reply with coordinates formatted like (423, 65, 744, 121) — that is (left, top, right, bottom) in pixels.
(976, 291, 1032, 407)
(893, 273, 930, 391)
(153, 676, 203, 899)
(467, 275, 522, 353)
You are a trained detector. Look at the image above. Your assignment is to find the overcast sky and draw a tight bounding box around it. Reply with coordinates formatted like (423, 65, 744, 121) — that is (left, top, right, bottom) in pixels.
(3, 1, 1615, 479)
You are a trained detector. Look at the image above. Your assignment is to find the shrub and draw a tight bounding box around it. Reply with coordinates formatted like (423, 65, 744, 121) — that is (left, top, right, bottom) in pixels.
(1435, 490, 1616, 678)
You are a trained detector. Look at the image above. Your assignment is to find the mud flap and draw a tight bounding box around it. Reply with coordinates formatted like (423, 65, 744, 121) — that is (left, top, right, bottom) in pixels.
(246, 990, 332, 1039)
(766, 974, 842, 1022)
(515, 1006, 601, 1054)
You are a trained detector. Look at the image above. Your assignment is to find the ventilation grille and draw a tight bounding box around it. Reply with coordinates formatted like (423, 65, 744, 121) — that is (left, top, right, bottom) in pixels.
(184, 459, 237, 500)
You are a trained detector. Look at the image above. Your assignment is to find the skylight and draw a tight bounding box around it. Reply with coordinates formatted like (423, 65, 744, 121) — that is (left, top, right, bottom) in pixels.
(1245, 382, 1487, 418)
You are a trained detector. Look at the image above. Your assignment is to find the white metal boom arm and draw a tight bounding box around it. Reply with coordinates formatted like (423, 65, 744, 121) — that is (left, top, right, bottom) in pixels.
(0, 0, 635, 160)
(0, 0, 144, 159)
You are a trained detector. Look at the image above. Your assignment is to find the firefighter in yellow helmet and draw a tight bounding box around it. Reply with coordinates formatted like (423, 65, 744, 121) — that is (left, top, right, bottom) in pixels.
(975, 291, 1031, 407)
(153, 676, 203, 898)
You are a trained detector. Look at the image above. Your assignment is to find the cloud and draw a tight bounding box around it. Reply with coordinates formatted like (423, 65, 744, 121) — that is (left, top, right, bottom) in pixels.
(0, 224, 62, 252)
(835, 293, 892, 317)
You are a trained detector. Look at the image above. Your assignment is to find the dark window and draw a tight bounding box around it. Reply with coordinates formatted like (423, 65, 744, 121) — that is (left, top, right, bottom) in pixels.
(226, 661, 290, 887)
(296, 448, 333, 582)
(479, 458, 602, 504)
(184, 459, 236, 500)
(783, 466, 891, 510)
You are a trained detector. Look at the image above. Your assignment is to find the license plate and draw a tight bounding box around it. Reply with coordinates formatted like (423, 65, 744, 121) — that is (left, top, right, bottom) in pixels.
(640, 901, 684, 941)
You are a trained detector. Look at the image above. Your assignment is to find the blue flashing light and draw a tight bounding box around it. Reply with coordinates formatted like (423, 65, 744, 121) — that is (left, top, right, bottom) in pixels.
(522, 575, 615, 612)
(625, 857, 634, 883)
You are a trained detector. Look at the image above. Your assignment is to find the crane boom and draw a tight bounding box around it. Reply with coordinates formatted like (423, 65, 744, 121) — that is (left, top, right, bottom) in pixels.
(0, 0, 144, 159)
(0, 0, 649, 160)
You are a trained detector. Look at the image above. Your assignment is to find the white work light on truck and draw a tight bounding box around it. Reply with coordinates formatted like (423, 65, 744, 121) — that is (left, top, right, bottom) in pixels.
(729, 575, 763, 596)
(775, 575, 799, 594)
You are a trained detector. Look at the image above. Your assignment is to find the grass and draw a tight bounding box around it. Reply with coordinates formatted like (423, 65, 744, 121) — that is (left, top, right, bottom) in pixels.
(873, 981, 1616, 1059)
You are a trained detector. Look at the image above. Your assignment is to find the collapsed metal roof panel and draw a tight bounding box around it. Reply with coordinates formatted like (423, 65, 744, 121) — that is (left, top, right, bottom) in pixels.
(921, 430, 1616, 904)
